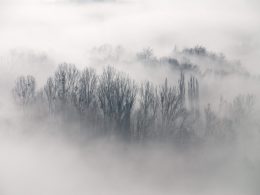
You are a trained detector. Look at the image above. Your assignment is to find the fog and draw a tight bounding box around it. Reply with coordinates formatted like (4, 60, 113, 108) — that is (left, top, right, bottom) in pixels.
(0, 116, 259, 195)
(1, 0, 260, 71)
(1, 0, 260, 195)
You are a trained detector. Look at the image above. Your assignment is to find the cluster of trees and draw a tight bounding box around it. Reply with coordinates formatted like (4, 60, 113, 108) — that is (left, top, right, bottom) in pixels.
(136, 46, 248, 77)
(12, 63, 254, 143)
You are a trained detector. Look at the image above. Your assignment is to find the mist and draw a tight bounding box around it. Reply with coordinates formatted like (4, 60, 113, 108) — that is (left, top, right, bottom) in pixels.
(1, 0, 260, 70)
(1, 0, 260, 195)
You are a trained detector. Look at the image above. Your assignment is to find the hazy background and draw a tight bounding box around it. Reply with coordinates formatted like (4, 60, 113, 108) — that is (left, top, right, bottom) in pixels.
(0, 0, 260, 71)
(0, 0, 260, 195)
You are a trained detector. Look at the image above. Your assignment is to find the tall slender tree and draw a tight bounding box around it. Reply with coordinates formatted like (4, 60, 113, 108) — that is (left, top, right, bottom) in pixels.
(13, 75, 36, 107)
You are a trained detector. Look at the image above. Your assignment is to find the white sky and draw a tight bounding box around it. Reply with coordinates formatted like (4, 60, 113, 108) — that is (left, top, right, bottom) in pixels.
(0, 0, 260, 72)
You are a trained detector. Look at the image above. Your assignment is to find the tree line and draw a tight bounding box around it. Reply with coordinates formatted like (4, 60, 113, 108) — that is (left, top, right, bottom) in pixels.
(12, 63, 254, 143)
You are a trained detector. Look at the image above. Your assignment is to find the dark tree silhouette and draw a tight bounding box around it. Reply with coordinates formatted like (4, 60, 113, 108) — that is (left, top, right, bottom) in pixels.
(75, 67, 98, 114)
(13, 75, 36, 107)
(97, 66, 137, 139)
(53, 63, 80, 110)
(159, 78, 184, 136)
(135, 81, 158, 139)
(12, 63, 254, 144)
(188, 76, 199, 115)
(44, 77, 57, 114)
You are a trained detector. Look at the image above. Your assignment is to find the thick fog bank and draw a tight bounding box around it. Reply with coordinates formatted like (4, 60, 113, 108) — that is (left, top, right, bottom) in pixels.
(1, 0, 260, 193)
(0, 89, 260, 195)
(0, 129, 259, 195)
(1, 0, 260, 72)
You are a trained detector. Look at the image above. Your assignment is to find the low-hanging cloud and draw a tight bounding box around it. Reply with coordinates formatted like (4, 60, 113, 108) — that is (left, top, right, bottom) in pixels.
(0, 0, 260, 72)
(0, 0, 260, 195)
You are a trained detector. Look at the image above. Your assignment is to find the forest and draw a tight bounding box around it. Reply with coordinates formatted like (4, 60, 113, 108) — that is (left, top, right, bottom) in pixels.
(1, 0, 260, 194)
(12, 61, 255, 144)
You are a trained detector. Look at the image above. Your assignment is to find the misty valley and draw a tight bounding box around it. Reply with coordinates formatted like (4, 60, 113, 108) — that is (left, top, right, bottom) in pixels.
(11, 46, 256, 145)
(1, 0, 260, 194)
(1, 46, 257, 195)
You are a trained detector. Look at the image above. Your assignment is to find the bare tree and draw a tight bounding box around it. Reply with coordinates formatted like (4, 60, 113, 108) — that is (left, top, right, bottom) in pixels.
(137, 48, 153, 61)
(136, 47, 158, 65)
(115, 74, 137, 138)
(204, 103, 218, 137)
(44, 77, 57, 114)
(204, 103, 234, 140)
(73, 67, 99, 128)
(229, 94, 255, 123)
(12, 75, 36, 107)
(53, 63, 80, 110)
(178, 71, 185, 108)
(97, 66, 137, 138)
(135, 81, 158, 140)
(159, 78, 184, 136)
(97, 66, 117, 130)
(188, 76, 199, 115)
(76, 67, 98, 112)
